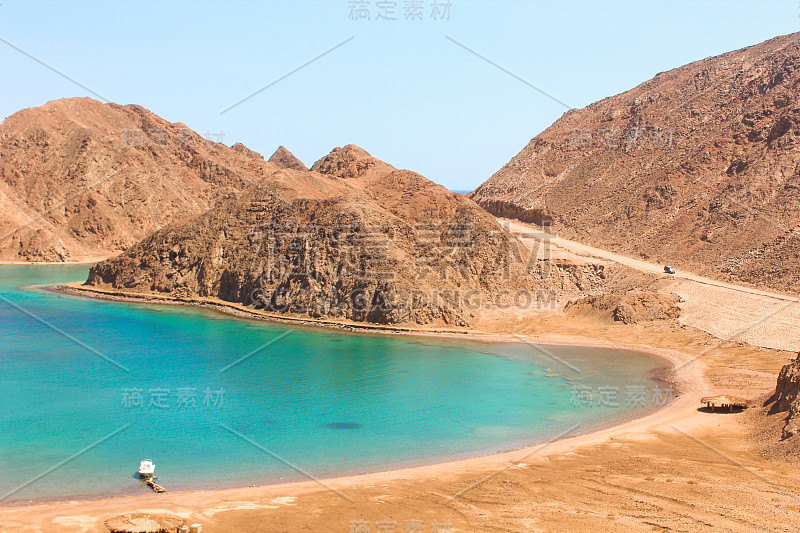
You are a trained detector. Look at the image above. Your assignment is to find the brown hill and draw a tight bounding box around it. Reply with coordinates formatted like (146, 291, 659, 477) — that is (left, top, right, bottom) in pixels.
(84, 146, 631, 326)
(0, 97, 280, 261)
(471, 32, 800, 293)
(268, 145, 307, 171)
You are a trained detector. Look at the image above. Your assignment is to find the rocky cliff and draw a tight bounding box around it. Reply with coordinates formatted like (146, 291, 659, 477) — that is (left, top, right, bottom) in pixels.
(471, 32, 800, 293)
(767, 353, 800, 439)
(0, 97, 283, 261)
(85, 146, 631, 326)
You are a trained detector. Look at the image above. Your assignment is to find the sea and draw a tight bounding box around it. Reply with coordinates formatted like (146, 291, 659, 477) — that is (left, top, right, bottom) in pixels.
(0, 265, 669, 502)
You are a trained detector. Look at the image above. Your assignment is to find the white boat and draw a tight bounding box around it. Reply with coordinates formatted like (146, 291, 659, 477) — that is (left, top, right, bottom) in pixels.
(138, 459, 155, 478)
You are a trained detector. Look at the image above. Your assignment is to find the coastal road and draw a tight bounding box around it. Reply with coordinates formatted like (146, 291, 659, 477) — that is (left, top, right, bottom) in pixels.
(501, 218, 800, 353)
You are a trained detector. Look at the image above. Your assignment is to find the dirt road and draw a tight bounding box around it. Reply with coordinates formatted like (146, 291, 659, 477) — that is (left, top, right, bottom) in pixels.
(502, 219, 800, 353)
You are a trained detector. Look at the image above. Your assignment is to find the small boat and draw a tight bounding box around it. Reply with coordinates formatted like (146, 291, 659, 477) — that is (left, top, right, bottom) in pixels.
(138, 459, 155, 478)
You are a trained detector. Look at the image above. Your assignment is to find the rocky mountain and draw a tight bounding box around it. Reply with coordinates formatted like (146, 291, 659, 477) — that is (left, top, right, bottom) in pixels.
(85, 145, 632, 326)
(471, 32, 800, 293)
(0, 97, 282, 261)
(766, 353, 800, 439)
(268, 145, 308, 171)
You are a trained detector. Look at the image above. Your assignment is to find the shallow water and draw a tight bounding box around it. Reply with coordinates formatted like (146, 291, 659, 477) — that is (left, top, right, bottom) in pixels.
(0, 265, 670, 502)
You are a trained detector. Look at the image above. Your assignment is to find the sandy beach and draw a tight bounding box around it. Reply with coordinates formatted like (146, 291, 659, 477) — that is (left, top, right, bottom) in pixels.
(2, 300, 798, 532)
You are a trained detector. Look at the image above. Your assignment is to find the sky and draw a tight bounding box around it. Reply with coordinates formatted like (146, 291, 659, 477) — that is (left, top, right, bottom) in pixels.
(1, 0, 798, 191)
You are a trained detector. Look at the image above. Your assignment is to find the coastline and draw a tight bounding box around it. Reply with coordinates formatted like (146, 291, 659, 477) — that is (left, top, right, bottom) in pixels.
(54, 282, 483, 337)
(2, 277, 794, 530)
(0, 341, 701, 530)
(0, 357, 679, 507)
(0, 387, 677, 507)
(0, 256, 109, 266)
(48, 283, 697, 358)
(12, 283, 689, 500)
(53, 281, 682, 388)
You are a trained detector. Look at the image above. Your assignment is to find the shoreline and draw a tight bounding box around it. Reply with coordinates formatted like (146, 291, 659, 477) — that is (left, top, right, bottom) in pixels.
(5, 276, 795, 530)
(53, 282, 683, 377)
(0, 396, 675, 508)
(4, 282, 690, 507)
(54, 282, 484, 337)
(0, 257, 109, 266)
(1, 358, 678, 507)
(0, 345, 697, 520)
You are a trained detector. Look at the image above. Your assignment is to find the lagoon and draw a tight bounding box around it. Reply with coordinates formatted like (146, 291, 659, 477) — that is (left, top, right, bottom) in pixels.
(0, 265, 668, 502)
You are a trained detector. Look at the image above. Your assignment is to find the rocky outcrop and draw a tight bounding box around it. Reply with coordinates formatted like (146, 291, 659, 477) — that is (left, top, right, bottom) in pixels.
(231, 142, 263, 160)
(310, 145, 393, 179)
(268, 145, 307, 171)
(766, 353, 800, 439)
(473, 199, 553, 226)
(105, 512, 185, 533)
(0, 97, 281, 261)
(564, 290, 682, 324)
(471, 32, 800, 293)
(85, 146, 619, 327)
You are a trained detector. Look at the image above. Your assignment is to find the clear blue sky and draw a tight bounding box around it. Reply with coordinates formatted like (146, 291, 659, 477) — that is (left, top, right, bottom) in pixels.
(1, 0, 797, 190)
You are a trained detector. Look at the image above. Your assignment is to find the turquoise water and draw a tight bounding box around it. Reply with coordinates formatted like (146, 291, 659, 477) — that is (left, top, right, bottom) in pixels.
(0, 265, 669, 503)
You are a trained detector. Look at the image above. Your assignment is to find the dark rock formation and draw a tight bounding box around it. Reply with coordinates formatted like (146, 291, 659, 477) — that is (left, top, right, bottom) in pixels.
(766, 353, 800, 439)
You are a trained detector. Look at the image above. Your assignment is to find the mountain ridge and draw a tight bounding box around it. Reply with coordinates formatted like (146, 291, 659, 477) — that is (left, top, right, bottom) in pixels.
(471, 32, 800, 293)
(0, 97, 281, 261)
(84, 145, 636, 326)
